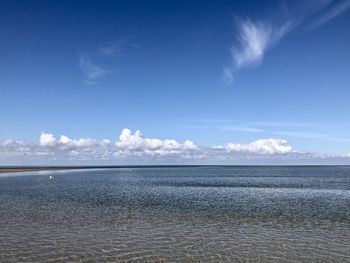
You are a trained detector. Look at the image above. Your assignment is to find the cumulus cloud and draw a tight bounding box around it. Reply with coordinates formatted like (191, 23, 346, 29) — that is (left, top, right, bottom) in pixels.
(39, 132, 100, 148)
(40, 132, 56, 146)
(1, 139, 31, 154)
(0, 129, 200, 163)
(115, 128, 197, 157)
(219, 138, 293, 155)
(58, 135, 97, 148)
(1, 129, 350, 164)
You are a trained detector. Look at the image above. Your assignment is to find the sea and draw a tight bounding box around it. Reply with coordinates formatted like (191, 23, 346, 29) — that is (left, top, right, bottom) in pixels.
(0, 166, 349, 262)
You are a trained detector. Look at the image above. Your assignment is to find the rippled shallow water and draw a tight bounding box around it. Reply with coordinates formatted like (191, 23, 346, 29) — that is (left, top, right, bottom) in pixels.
(1, 166, 350, 262)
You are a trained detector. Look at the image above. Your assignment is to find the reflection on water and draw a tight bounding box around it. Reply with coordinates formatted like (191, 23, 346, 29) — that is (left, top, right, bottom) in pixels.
(0, 166, 350, 262)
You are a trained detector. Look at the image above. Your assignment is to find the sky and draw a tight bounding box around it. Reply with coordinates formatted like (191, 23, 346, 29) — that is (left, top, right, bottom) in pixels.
(1, 0, 350, 165)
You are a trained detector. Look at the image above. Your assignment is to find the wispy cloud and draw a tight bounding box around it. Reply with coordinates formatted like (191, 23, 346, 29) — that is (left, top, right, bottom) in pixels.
(233, 19, 294, 68)
(273, 130, 350, 142)
(79, 53, 110, 84)
(310, 0, 350, 28)
(179, 119, 265, 132)
(222, 66, 234, 85)
(273, 131, 330, 139)
(219, 126, 264, 133)
(98, 43, 125, 57)
(224, 0, 350, 84)
(249, 121, 314, 128)
(79, 40, 138, 85)
(223, 17, 297, 84)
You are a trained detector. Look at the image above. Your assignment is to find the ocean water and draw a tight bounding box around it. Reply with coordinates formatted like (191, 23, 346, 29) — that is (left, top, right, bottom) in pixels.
(0, 166, 350, 262)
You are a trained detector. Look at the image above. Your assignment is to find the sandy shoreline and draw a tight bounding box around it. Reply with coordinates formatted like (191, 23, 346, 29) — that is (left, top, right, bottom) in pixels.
(0, 166, 185, 174)
(0, 165, 347, 174)
(0, 168, 68, 174)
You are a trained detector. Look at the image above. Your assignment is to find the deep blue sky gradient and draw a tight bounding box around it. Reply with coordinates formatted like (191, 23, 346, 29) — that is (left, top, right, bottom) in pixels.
(1, 0, 350, 153)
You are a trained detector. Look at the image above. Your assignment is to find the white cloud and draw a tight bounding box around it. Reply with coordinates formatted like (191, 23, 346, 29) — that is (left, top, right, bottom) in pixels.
(249, 121, 314, 127)
(79, 40, 138, 84)
(98, 45, 124, 57)
(39, 132, 56, 146)
(273, 131, 350, 143)
(0, 139, 33, 159)
(233, 19, 273, 68)
(24, 129, 200, 161)
(218, 138, 293, 155)
(220, 126, 264, 133)
(58, 135, 97, 147)
(1, 129, 350, 164)
(58, 135, 71, 144)
(311, 0, 350, 28)
(115, 128, 197, 157)
(223, 0, 350, 83)
(79, 54, 109, 81)
(223, 66, 234, 85)
(224, 18, 296, 83)
(273, 131, 329, 139)
(101, 139, 111, 145)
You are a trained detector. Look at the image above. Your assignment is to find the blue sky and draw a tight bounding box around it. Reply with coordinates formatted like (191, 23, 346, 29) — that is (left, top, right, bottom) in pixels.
(1, 0, 350, 164)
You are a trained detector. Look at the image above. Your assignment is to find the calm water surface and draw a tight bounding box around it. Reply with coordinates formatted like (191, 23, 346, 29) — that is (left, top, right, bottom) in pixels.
(0, 166, 350, 262)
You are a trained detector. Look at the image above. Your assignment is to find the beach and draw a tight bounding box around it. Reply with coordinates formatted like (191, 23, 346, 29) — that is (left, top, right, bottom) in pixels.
(0, 167, 66, 174)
